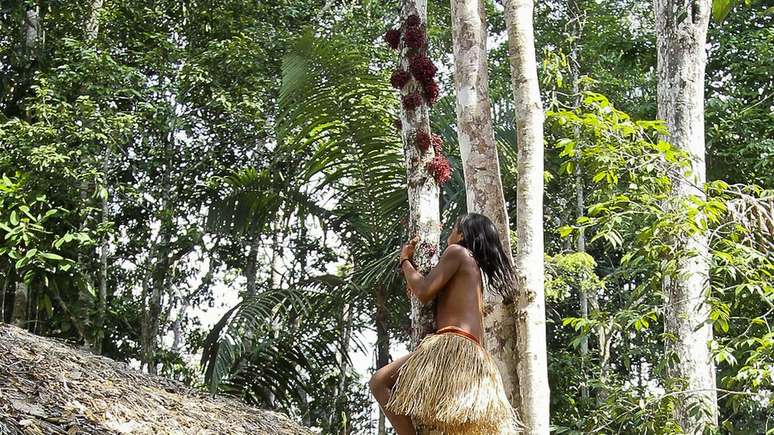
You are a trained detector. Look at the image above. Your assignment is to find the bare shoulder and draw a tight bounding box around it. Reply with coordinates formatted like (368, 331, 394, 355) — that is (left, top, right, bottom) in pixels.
(443, 244, 475, 264)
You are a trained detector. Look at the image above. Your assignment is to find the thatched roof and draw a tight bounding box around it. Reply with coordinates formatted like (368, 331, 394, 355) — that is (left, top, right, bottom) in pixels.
(0, 324, 313, 435)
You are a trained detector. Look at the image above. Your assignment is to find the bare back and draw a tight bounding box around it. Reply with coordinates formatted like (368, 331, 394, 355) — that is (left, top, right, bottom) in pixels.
(434, 248, 484, 343)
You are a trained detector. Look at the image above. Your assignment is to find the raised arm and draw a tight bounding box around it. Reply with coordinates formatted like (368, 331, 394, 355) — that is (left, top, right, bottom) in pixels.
(401, 244, 467, 304)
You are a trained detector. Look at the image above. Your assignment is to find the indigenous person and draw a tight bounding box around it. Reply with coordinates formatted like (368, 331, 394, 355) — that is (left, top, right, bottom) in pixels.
(368, 213, 523, 435)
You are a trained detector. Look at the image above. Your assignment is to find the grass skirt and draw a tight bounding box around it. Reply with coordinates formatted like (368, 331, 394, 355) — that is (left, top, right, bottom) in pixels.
(385, 327, 524, 434)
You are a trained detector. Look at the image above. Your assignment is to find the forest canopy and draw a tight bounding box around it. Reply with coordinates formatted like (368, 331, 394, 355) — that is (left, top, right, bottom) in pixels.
(0, 0, 772, 433)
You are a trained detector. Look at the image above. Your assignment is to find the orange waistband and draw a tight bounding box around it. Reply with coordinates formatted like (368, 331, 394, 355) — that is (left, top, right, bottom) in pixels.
(435, 326, 481, 347)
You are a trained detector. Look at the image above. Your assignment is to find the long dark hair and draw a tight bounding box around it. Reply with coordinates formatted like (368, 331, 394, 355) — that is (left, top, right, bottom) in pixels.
(453, 212, 516, 302)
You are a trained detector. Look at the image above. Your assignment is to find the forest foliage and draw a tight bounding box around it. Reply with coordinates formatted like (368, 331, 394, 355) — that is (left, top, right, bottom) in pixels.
(1, 0, 772, 433)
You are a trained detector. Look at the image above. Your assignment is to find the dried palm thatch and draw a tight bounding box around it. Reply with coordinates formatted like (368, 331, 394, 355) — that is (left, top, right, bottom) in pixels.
(0, 324, 312, 435)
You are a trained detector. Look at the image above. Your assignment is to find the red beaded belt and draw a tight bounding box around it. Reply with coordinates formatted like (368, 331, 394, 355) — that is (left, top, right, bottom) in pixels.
(435, 325, 482, 347)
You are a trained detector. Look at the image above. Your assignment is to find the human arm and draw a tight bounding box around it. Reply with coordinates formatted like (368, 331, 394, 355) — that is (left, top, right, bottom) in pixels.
(400, 243, 466, 304)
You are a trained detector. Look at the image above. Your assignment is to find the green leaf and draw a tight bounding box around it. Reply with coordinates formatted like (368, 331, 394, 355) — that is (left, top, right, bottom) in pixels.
(712, 0, 734, 22)
(15, 256, 30, 269)
(39, 252, 64, 261)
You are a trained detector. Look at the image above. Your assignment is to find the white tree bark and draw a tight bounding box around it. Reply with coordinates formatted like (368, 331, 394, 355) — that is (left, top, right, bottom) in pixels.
(398, 0, 441, 348)
(503, 0, 551, 432)
(655, 0, 719, 431)
(450, 0, 513, 257)
(270, 206, 285, 289)
(86, 0, 104, 40)
(24, 8, 40, 50)
(449, 0, 520, 406)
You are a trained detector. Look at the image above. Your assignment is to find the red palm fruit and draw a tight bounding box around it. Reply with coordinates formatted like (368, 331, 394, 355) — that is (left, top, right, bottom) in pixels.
(384, 29, 400, 49)
(402, 92, 423, 111)
(390, 70, 411, 89)
(415, 130, 432, 151)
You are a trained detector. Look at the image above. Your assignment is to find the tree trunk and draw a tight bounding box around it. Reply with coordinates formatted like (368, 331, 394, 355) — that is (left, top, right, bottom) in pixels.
(24, 7, 40, 52)
(95, 148, 110, 354)
(398, 0, 441, 348)
(141, 123, 176, 375)
(0, 269, 7, 323)
(450, 0, 513, 258)
(245, 232, 261, 295)
(449, 0, 521, 407)
(6, 4, 42, 119)
(334, 302, 352, 435)
(567, 0, 590, 400)
(374, 286, 390, 435)
(8, 6, 40, 332)
(89, 0, 106, 350)
(567, 0, 610, 404)
(270, 207, 285, 289)
(170, 300, 187, 355)
(86, 0, 103, 40)
(503, 0, 551, 432)
(655, 0, 718, 431)
(12, 282, 28, 328)
(76, 0, 107, 354)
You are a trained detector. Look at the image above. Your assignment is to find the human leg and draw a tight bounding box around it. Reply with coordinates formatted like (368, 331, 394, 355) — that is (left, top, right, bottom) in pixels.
(368, 352, 416, 435)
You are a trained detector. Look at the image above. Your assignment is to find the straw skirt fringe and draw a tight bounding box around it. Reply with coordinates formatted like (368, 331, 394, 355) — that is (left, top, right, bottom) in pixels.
(385, 332, 524, 434)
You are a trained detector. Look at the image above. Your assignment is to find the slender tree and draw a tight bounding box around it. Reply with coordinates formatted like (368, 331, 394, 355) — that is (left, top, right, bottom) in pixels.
(504, 0, 551, 432)
(565, 0, 610, 404)
(655, 0, 719, 431)
(10, 4, 42, 329)
(88, 0, 110, 355)
(374, 286, 391, 435)
(449, 0, 521, 406)
(140, 116, 177, 375)
(397, 0, 441, 347)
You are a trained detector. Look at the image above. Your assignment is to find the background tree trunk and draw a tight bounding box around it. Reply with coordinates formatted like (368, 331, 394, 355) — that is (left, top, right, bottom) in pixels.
(374, 286, 390, 435)
(504, 0, 551, 432)
(95, 148, 110, 354)
(0, 269, 8, 322)
(244, 232, 261, 295)
(86, 0, 104, 40)
(398, 0, 441, 348)
(24, 7, 40, 52)
(75, 0, 106, 350)
(9, 5, 41, 333)
(12, 282, 27, 328)
(567, 0, 591, 402)
(140, 121, 176, 375)
(92, 0, 108, 355)
(655, 0, 719, 431)
(449, 0, 521, 408)
(334, 302, 352, 435)
(270, 207, 285, 290)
